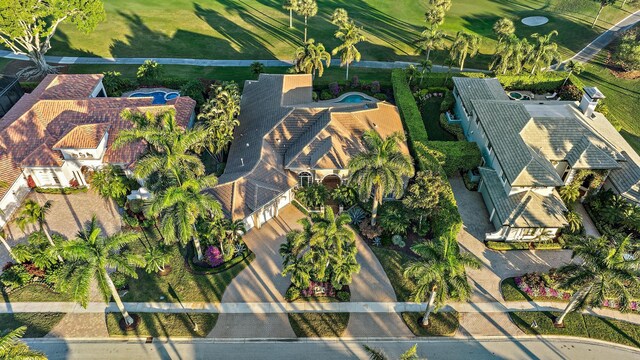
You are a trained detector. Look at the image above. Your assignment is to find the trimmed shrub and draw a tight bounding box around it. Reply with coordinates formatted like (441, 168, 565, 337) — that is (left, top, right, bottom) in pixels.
(350, 75, 360, 88)
(110, 272, 129, 290)
(557, 84, 581, 101)
(34, 186, 88, 195)
(320, 90, 333, 100)
(285, 286, 301, 302)
(422, 141, 482, 176)
(312, 91, 318, 101)
(370, 81, 381, 94)
(336, 291, 350, 302)
(329, 82, 340, 96)
(374, 93, 388, 101)
(438, 114, 465, 141)
(421, 72, 486, 89)
(102, 71, 137, 96)
(439, 90, 455, 112)
(180, 79, 206, 107)
(137, 60, 164, 86)
(392, 69, 429, 148)
(497, 72, 567, 94)
(486, 241, 564, 251)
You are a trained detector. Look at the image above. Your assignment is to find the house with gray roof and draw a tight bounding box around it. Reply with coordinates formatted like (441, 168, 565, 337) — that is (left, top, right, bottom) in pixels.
(450, 77, 639, 242)
(207, 74, 408, 231)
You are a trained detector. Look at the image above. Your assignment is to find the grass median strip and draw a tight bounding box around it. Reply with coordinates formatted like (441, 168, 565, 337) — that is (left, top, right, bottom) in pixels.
(401, 311, 459, 336)
(509, 311, 640, 348)
(0, 313, 65, 337)
(105, 313, 217, 338)
(288, 312, 350, 338)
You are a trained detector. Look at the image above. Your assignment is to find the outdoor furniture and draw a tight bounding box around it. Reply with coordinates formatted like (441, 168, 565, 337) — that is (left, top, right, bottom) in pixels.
(545, 92, 558, 99)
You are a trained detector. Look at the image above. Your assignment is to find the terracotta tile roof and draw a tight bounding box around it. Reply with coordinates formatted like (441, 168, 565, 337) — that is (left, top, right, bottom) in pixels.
(53, 123, 111, 149)
(0, 74, 196, 200)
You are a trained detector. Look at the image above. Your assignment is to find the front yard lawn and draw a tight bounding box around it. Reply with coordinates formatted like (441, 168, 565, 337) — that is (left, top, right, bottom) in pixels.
(123, 242, 253, 303)
(288, 297, 350, 338)
(370, 246, 416, 302)
(500, 277, 565, 303)
(106, 313, 217, 337)
(2, 284, 71, 302)
(509, 311, 640, 348)
(421, 98, 456, 141)
(0, 313, 65, 337)
(402, 311, 459, 336)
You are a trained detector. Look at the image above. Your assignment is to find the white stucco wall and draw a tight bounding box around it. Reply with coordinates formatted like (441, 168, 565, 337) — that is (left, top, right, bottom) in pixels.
(0, 175, 29, 229)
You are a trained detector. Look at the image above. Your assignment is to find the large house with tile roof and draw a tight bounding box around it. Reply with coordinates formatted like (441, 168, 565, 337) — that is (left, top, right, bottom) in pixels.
(0, 74, 196, 229)
(450, 77, 640, 242)
(207, 74, 408, 231)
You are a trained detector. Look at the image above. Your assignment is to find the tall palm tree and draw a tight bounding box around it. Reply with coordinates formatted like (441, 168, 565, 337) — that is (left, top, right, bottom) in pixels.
(348, 131, 414, 226)
(554, 235, 640, 327)
(330, 8, 349, 27)
(562, 60, 584, 86)
(404, 237, 481, 326)
(197, 82, 241, 159)
(147, 173, 222, 261)
(280, 230, 312, 288)
(429, 0, 452, 11)
(57, 216, 145, 327)
(16, 199, 62, 262)
(490, 35, 532, 75)
(115, 110, 207, 183)
(13, 231, 63, 269)
(419, 59, 432, 86)
(424, 7, 445, 29)
(450, 31, 480, 71)
(527, 30, 560, 75)
(143, 246, 171, 274)
(225, 219, 247, 246)
(592, 0, 617, 28)
(415, 27, 445, 62)
(282, 0, 298, 28)
(294, 39, 331, 78)
(0, 326, 47, 360)
(90, 164, 132, 204)
(492, 18, 515, 43)
(332, 20, 365, 80)
(295, 0, 317, 42)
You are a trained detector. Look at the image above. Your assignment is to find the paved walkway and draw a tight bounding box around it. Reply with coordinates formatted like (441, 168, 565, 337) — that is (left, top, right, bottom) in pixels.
(555, 9, 640, 68)
(574, 202, 601, 237)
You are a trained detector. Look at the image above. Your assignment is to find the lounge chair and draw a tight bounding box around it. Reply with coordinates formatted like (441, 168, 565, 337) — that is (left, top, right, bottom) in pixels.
(545, 92, 558, 100)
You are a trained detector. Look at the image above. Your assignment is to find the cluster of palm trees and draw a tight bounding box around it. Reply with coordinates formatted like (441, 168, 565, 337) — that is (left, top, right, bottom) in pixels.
(290, 6, 366, 80)
(280, 207, 360, 291)
(491, 29, 561, 75)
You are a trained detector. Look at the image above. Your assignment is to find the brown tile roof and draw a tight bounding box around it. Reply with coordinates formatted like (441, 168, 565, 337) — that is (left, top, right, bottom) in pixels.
(0, 74, 195, 200)
(53, 123, 111, 149)
(209, 74, 408, 220)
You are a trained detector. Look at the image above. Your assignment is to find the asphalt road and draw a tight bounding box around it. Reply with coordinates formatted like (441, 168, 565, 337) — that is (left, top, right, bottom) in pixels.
(25, 337, 640, 360)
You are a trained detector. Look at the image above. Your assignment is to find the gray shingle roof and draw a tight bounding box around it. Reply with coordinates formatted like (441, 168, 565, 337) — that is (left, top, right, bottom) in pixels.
(480, 167, 567, 228)
(608, 152, 640, 205)
(565, 136, 621, 169)
(452, 77, 509, 113)
(471, 100, 564, 187)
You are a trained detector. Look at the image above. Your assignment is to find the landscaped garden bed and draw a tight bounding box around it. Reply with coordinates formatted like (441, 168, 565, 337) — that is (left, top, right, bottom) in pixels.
(401, 311, 459, 337)
(486, 241, 564, 251)
(106, 313, 218, 338)
(509, 311, 640, 348)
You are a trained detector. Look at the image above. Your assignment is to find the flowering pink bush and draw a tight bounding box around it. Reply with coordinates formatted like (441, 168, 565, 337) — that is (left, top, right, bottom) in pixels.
(205, 246, 224, 267)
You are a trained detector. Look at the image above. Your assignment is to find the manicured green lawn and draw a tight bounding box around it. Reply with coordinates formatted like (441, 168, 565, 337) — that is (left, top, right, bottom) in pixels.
(402, 311, 459, 336)
(370, 247, 416, 302)
(2, 284, 71, 302)
(106, 313, 217, 337)
(45, 0, 636, 68)
(0, 313, 66, 337)
(288, 297, 350, 337)
(123, 241, 253, 303)
(421, 98, 455, 141)
(510, 311, 640, 348)
(576, 51, 640, 155)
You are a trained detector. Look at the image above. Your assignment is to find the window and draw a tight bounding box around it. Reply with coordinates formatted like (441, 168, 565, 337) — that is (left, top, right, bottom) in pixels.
(298, 172, 312, 187)
(523, 228, 536, 237)
(487, 141, 493, 154)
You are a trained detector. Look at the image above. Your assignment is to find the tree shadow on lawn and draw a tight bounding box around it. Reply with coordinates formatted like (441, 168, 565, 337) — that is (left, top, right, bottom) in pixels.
(597, 317, 640, 348)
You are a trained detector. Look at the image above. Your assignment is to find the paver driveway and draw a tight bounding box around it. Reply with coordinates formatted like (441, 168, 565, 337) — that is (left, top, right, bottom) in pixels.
(1, 190, 122, 269)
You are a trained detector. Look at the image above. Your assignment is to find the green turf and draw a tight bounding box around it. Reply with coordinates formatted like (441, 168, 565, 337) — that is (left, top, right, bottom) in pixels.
(0, 313, 66, 338)
(402, 311, 459, 336)
(370, 247, 416, 302)
(510, 311, 640, 348)
(576, 51, 640, 155)
(2, 284, 71, 302)
(105, 313, 217, 337)
(43, 0, 636, 68)
(421, 98, 455, 141)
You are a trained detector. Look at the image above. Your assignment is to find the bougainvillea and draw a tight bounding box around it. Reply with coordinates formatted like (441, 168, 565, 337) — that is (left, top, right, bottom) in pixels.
(205, 246, 224, 267)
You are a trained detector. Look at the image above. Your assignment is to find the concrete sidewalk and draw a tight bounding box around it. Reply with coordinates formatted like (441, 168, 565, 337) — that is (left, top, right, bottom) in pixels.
(2, 300, 639, 324)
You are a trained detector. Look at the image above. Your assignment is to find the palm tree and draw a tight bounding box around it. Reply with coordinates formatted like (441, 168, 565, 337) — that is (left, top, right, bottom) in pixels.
(493, 18, 515, 43)
(404, 237, 481, 327)
(450, 31, 480, 71)
(143, 246, 171, 274)
(250, 61, 265, 78)
(57, 216, 145, 327)
(562, 60, 585, 86)
(419, 59, 432, 86)
(147, 173, 222, 261)
(560, 185, 581, 204)
(197, 82, 241, 159)
(490, 35, 526, 75)
(330, 8, 349, 27)
(0, 326, 47, 360)
(348, 131, 414, 226)
(13, 231, 64, 269)
(554, 235, 640, 326)
(527, 30, 560, 75)
(429, 0, 452, 11)
(282, 0, 298, 28)
(293, 39, 331, 78)
(16, 199, 62, 262)
(280, 230, 312, 288)
(332, 21, 365, 80)
(592, 0, 617, 28)
(115, 110, 207, 183)
(363, 344, 418, 360)
(225, 219, 246, 246)
(89, 164, 132, 204)
(415, 27, 445, 62)
(295, 0, 317, 42)
(565, 210, 583, 233)
(424, 7, 445, 29)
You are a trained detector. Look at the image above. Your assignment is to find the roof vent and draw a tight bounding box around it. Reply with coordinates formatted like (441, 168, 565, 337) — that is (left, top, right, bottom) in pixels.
(246, 143, 250, 147)
(240, 158, 244, 166)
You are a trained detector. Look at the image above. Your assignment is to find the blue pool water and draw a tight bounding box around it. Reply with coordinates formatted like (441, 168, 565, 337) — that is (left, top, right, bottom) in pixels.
(338, 94, 371, 103)
(129, 91, 179, 104)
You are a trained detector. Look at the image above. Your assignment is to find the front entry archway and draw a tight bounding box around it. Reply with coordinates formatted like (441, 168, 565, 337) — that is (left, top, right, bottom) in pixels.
(321, 174, 341, 190)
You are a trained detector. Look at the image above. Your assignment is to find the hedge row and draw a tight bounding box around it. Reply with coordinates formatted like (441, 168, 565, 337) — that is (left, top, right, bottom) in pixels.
(496, 72, 569, 93)
(421, 141, 482, 176)
(420, 71, 487, 89)
(414, 142, 462, 242)
(34, 186, 88, 195)
(486, 241, 564, 251)
(391, 69, 429, 147)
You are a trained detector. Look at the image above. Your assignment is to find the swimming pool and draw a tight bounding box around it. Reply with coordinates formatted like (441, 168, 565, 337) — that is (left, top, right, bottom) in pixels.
(129, 91, 179, 104)
(508, 91, 531, 101)
(337, 94, 372, 103)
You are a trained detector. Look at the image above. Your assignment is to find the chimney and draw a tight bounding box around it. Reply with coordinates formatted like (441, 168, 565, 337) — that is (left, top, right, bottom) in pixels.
(579, 87, 605, 118)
